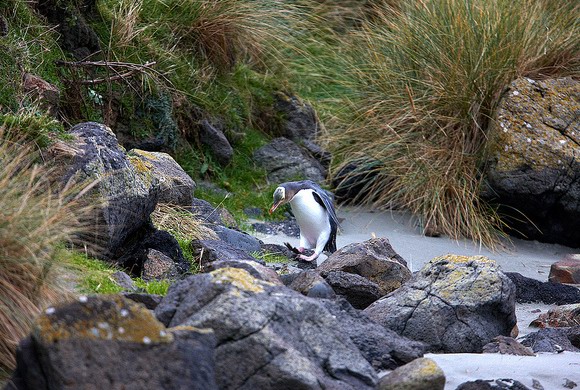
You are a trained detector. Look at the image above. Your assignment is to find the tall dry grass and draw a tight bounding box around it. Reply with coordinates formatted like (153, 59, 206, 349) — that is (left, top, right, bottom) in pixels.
(0, 126, 96, 374)
(329, 0, 579, 247)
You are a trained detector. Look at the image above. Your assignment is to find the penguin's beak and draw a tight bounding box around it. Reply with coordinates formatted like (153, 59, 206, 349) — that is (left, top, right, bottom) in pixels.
(269, 189, 285, 214)
(269, 200, 283, 214)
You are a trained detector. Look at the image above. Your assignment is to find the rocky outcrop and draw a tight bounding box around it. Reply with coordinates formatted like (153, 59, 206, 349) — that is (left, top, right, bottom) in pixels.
(364, 255, 517, 353)
(48, 122, 160, 261)
(7, 295, 217, 390)
(253, 137, 326, 183)
(483, 77, 580, 248)
(155, 268, 378, 389)
(128, 149, 196, 206)
(317, 238, 412, 309)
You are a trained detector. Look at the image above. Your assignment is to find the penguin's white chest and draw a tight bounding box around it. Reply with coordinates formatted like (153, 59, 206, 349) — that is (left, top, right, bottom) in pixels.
(289, 189, 329, 247)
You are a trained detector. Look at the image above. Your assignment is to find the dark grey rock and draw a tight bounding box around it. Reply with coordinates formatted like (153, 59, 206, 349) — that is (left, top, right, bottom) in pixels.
(122, 292, 163, 310)
(273, 91, 320, 141)
(48, 122, 160, 262)
(191, 239, 262, 265)
(318, 238, 412, 308)
(364, 255, 517, 353)
(253, 137, 326, 183)
(142, 248, 178, 280)
(332, 160, 383, 205)
(199, 119, 233, 166)
(128, 149, 196, 206)
(111, 271, 138, 292)
(505, 272, 580, 305)
(302, 139, 332, 170)
(202, 259, 282, 285)
(483, 77, 580, 247)
(520, 326, 580, 353)
(191, 198, 236, 227)
(155, 268, 378, 389)
(285, 270, 336, 299)
(378, 357, 445, 390)
(457, 379, 532, 390)
(210, 225, 262, 254)
(252, 218, 301, 237)
(320, 297, 428, 370)
(323, 270, 382, 309)
(8, 295, 217, 390)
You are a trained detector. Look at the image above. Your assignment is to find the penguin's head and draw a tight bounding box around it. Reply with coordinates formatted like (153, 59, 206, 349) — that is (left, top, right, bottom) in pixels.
(269, 186, 287, 214)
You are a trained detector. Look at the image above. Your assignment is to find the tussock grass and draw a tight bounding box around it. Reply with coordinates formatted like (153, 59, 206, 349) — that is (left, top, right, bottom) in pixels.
(329, 0, 579, 247)
(0, 128, 96, 373)
(151, 203, 218, 242)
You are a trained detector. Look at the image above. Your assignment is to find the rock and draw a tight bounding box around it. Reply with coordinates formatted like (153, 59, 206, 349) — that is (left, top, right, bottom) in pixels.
(272, 91, 320, 141)
(332, 160, 382, 205)
(520, 326, 580, 353)
(155, 268, 378, 389)
(129, 149, 196, 206)
(22, 73, 60, 116)
(253, 137, 326, 183)
(320, 298, 428, 370)
(142, 248, 178, 280)
(203, 259, 282, 285)
(456, 379, 532, 390)
(364, 255, 517, 353)
(483, 77, 580, 248)
(482, 336, 535, 356)
(111, 271, 138, 292)
(284, 270, 336, 299)
(302, 139, 332, 170)
(322, 270, 383, 309)
(318, 238, 412, 308)
(48, 122, 160, 261)
(252, 218, 301, 237)
(529, 303, 580, 328)
(549, 254, 580, 284)
(191, 197, 236, 227)
(505, 272, 580, 305)
(122, 292, 163, 310)
(199, 119, 233, 166)
(191, 239, 260, 265)
(210, 225, 262, 254)
(378, 357, 445, 390)
(8, 295, 217, 390)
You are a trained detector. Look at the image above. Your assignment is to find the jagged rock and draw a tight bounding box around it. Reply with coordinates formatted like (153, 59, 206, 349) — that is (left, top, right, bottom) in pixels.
(482, 336, 535, 356)
(549, 254, 580, 284)
(318, 238, 411, 308)
(322, 270, 382, 309)
(520, 326, 580, 353)
(483, 77, 580, 247)
(203, 259, 282, 285)
(22, 73, 60, 116)
(155, 268, 378, 389)
(191, 239, 261, 265)
(530, 303, 580, 328)
(47, 122, 160, 261)
(199, 119, 233, 166)
(128, 149, 196, 206)
(7, 295, 217, 390)
(320, 298, 428, 370)
(111, 271, 138, 292)
(123, 292, 163, 310)
(210, 225, 263, 254)
(378, 357, 445, 390)
(253, 137, 326, 183)
(364, 255, 517, 353)
(191, 197, 236, 227)
(283, 270, 336, 299)
(505, 272, 580, 304)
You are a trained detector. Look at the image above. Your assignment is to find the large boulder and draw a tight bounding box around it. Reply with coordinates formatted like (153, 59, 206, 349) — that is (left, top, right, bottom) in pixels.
(317, 238, 412, 309)
(483, 77, 580, 248)
(48, 122, 160, 261)
(364, 255, 517, 353)
(155, 268, 378, 389)
(7, 295, 217, 390)
(253, 137, 326, 183)
(128, 149, 196, 206)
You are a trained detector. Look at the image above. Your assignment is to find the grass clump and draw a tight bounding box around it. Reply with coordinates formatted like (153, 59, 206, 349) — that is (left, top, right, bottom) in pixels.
(329, 0, 580, 247)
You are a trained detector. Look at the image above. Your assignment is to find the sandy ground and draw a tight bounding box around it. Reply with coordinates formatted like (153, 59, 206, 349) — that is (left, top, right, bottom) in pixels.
(251, 206, 580, 389)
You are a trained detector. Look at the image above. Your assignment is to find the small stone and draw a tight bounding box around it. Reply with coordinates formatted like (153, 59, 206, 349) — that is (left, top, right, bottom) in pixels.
(378, 357, 445, 390)
(564, 378, 577, 389)
(549, 255, 580, 284)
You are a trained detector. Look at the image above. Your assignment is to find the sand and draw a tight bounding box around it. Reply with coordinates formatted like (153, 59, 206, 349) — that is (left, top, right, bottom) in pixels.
(251, 206, 580, 389)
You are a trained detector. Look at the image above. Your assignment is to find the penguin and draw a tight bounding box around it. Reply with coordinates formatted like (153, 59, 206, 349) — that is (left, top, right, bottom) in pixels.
(269, 180, 339, 262)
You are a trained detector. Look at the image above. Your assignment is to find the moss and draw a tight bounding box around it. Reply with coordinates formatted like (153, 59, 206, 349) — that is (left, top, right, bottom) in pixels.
(210, 267, 272, 293)
(35, 295, 173, 344)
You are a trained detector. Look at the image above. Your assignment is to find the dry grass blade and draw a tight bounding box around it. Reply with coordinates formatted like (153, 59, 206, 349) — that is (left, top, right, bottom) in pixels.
(151, 203, 217, 241)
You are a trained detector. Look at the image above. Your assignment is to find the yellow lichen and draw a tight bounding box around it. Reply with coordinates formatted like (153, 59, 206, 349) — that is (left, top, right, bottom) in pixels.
(128, 155, 153, 174)
(210, 267, 272, 293)
(35, 295, 173, 345)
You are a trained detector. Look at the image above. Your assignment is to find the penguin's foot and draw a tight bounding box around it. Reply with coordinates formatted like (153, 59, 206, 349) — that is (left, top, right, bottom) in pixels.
(298, 253, 318, 262)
